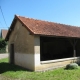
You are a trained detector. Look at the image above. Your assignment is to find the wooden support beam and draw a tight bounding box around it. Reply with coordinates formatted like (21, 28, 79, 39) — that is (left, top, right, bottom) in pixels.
(68, 39, 78, 57)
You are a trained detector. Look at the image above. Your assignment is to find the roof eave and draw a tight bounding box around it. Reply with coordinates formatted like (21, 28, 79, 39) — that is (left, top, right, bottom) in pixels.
(5, 15, 34, 41)
(34, 33, 80, 39)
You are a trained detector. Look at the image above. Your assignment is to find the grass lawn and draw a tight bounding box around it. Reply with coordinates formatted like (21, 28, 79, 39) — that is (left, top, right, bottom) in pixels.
(0, 58, 80, 80)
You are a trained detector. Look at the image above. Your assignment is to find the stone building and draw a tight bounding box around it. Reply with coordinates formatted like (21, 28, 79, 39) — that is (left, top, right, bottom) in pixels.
(5, 15, 80, 71)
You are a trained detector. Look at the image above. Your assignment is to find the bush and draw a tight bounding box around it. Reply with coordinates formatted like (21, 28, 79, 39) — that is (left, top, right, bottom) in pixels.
(0, 38, 7, 48)
(0, 38, 7, 53)
(65, 63, 79, 69)
(0, 48, 6, 53)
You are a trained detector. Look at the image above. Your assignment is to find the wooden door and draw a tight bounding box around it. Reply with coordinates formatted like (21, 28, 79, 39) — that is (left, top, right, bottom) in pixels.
(10, 44, 14, 64)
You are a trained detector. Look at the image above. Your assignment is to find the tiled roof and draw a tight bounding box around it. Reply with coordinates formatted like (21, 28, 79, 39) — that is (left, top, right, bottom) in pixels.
(5, 15, 80, 40)
(1, 29, 8, 39)
(16, 15, 80, 38)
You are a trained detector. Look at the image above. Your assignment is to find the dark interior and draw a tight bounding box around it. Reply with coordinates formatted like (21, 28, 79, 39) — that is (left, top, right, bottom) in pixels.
(40, 36, 80, 61)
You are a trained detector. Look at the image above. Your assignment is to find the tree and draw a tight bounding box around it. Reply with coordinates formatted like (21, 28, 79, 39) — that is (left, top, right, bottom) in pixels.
(0, 38, 7, 49)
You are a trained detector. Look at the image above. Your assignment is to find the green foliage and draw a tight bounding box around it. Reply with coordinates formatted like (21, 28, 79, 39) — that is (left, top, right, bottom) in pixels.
(0, 38, 7, 53)
(0, 38, 7, 48)
(66, 63, 79, 69)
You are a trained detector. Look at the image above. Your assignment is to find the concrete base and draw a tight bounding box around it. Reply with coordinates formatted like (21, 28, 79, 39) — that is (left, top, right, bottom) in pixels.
(14, 53, 80, 71)
(14, 53, 35, 70)
(35, 57, 80, 71)
(14, 53, 40, 71)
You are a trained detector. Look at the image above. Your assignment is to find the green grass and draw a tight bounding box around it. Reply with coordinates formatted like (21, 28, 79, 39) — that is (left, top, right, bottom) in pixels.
(0, 58, 80, 80)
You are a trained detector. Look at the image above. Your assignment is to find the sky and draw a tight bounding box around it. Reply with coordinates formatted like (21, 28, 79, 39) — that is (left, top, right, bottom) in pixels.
(0, 0, 80, 30)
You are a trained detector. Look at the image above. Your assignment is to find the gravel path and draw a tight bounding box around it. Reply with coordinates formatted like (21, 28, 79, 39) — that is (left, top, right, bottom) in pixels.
(0, 53, 9, 59)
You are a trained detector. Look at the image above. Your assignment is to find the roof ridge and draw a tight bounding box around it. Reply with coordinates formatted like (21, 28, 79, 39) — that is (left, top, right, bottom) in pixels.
(5, 14, 80, 41)
(15, 15, 80, 28)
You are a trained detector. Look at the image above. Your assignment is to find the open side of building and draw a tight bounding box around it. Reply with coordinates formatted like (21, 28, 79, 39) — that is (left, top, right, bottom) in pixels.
(5, 15, 80, 71)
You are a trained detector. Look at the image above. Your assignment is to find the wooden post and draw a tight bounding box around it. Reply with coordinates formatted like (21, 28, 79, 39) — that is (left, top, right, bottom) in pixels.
(73, 46, 76, 62)
(68, 39, 78, 62)
(73, 39, 78, 62)
(73, 49, 76, 57)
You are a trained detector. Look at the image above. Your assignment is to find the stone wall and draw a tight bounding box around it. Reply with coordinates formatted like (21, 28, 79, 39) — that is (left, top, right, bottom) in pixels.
(8, 20, 35, 70)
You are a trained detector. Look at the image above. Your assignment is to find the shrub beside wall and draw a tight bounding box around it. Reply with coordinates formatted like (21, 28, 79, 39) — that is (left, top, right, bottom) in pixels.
(0, 38, 7, 53)
(65, 63, 79, 69)
(0, 47, 6, 53)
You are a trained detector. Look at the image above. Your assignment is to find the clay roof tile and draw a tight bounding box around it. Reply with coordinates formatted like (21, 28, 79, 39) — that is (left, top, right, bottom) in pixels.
(16, 15, 80, 38)
(5, 15, 80, 41)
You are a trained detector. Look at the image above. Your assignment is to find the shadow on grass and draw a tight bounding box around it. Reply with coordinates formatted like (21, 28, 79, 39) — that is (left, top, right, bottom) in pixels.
(0, 62, 30, 74)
